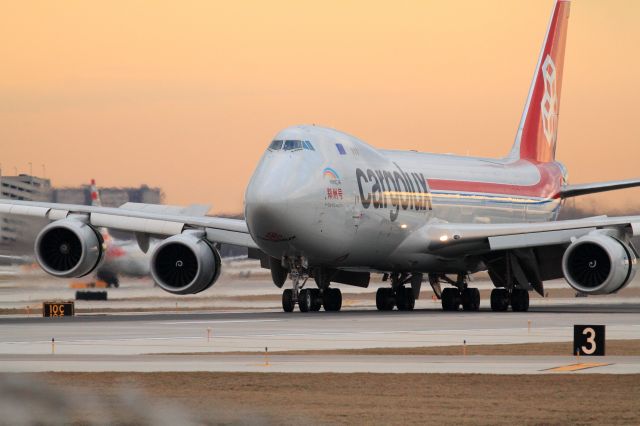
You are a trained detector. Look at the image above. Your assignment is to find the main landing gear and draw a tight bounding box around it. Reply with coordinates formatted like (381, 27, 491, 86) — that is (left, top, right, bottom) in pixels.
(281, 262, 342, 313)
(433, 274, 480, 312)
(375, 273, 421, 311)
(490, 288, 529, 312)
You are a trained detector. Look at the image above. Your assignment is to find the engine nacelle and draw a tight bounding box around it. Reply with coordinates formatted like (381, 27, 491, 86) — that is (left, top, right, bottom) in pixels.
(562, 233, 637, 295)
(35, 218, 104, 278)
(150, 232, 221, 295)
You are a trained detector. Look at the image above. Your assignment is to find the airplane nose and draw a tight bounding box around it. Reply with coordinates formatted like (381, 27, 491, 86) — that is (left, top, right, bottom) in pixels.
(245, 157, 297, 243)
(244, 152, 318, 250)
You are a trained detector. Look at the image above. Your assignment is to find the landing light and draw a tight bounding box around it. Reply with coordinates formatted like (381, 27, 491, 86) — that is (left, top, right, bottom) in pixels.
(400, 224, 407, 229)
(439, 235, 449, 242)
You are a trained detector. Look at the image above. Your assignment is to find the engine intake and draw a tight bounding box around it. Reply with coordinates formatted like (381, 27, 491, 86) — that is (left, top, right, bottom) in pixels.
(150, 232, 221, 295)
(35, 218, 104, 278)
(562, 233, 636, 295)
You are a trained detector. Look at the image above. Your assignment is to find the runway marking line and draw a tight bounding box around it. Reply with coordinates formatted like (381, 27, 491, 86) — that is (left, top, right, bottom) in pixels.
(156, 319, 282, 325)
(544, 362, 611, 372)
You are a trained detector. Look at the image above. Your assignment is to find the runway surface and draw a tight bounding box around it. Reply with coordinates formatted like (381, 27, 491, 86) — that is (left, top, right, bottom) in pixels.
(1, 353, 639, 374)
(1, 304, 639, 374)
(2, 269, 640, 374)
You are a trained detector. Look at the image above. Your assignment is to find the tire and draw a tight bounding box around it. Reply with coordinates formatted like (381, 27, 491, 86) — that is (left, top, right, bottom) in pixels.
(405, 291, 415, 311)
(441, 288, 460, 311)
(396, 287, 415, 311)
(462, 288, 480, 311)
(299, 289, 312, 312)
(97, 269, 119, 288)
(324, 288, 342, 312)
(376, 288, 386, 311)
(511, 289, 530, 312)
(310, 289, 322, 311)
(282, 289, 295, 313)
(331, 288, 342, 312)
(396, 287, 408, 311)
(383, 288, 395, 311)
(490, 288, 509, 312)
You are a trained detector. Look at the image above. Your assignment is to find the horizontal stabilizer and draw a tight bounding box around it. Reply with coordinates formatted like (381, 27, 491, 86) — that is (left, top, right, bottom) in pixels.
(560, 179, 640, 198)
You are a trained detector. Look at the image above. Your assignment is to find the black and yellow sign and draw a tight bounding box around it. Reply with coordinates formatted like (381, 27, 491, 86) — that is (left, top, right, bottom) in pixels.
(573, 325, 605, 356)
(43, 301, 75, 318)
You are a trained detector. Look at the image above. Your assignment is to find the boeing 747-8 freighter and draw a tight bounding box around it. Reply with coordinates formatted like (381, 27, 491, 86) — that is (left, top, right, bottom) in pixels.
(3, 0, 640, 313)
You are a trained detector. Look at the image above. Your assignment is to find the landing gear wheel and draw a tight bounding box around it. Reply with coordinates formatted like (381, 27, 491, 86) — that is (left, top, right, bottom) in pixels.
(376, 288, 395, 311)
(395, 287, 415, 311)
(376, 288, 386, 311)
(510, 289, 530, 312)
(282, 289, 295, 313)
(323, 288, 342, 312)
(490, 288, 509, 312)
(462, 288, 480, 311)
(310, 289, 322, 311)
(299, 289, 312, 312)
(441, 288, 461, 311)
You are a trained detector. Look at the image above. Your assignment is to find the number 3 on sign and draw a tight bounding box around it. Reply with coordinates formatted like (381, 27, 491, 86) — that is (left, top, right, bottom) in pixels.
(581, 327, 596, 355)
(573, 325, 605, 356)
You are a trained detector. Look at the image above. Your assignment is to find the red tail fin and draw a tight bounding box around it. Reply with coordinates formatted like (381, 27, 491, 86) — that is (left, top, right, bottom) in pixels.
(509, 0, 570, 163)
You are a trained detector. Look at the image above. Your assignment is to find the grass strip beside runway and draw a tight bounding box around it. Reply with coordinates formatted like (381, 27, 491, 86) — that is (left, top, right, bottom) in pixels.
(3, 372, 638, 425)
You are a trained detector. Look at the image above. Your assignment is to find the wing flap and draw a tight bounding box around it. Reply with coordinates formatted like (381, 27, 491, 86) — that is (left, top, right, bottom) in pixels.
(119, 202, 211, 216)
(0, 204, 49, 218)
(91, 213, 185, 236)
(488, 227, 595, 251)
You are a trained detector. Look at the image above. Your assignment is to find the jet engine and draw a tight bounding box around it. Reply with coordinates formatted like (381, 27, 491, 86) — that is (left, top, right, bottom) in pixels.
(150, 232, 221, 295)
(562, 233, 637, 295)
(34, 218, 104, 278)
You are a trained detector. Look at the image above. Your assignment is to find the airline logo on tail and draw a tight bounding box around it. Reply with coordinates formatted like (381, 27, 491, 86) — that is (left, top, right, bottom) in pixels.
(541, 54, 558, 148)
(511, 0, 570, 163)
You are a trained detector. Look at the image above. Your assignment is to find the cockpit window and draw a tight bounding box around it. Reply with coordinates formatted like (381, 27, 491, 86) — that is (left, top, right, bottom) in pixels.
(283, 140, 303, 151)
(268, 140, 283, 150)
(270, 139, 314, 152)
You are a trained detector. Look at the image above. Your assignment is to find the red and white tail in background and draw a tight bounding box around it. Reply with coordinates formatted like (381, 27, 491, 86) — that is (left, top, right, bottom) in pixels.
(509, 0, 570, 163)
(90, 179, 102, 207)
(90, 179, 112, 244)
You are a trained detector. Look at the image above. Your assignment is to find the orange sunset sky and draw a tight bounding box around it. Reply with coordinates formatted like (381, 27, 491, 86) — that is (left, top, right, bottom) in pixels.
(2, 0, 640, 213)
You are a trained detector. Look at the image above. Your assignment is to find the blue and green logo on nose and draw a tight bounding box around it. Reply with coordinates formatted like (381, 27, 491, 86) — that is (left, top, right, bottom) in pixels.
(322, 167, 340, 180)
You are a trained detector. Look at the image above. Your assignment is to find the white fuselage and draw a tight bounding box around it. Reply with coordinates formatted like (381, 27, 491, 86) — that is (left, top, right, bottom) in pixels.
(244, 125, 566, 273)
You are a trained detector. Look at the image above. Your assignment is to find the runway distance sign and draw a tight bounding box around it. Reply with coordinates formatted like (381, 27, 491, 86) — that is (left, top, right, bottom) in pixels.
(43, 301, 74, 318)
(573, 325, 605, 356)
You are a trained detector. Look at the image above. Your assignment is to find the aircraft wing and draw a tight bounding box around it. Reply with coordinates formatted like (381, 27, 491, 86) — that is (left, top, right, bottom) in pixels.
(397, 215, 640, 258)
(0, 199, 257, 249)
(0, 254, 34, 265)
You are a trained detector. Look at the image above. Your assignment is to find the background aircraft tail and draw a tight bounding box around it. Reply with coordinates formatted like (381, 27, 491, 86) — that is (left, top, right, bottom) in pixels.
(90, 179, 113, 244)
(90, 179, 102, 207)
(508, 0, 570, 163)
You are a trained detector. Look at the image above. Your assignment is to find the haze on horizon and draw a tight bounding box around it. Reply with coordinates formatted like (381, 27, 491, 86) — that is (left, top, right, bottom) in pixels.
(2, 0, 640, 214)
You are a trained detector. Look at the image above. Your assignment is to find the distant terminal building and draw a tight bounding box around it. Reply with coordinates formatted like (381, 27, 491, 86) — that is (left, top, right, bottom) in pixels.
(0, 173, 163, 253)
(0, 174, 52, 250)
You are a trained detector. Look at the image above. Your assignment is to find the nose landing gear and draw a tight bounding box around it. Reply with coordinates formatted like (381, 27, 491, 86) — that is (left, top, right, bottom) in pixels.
(280, 260, 342, 313)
